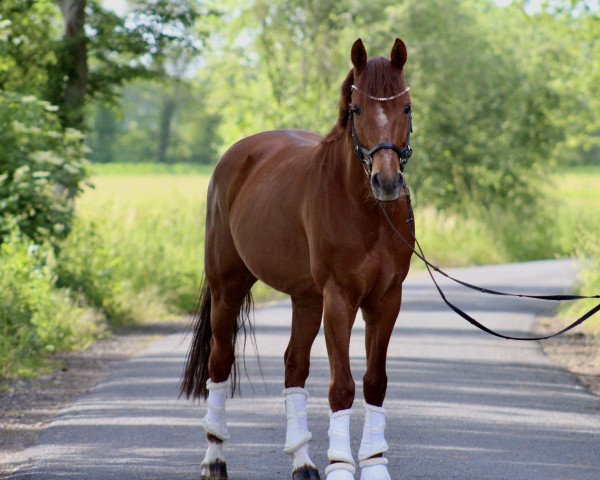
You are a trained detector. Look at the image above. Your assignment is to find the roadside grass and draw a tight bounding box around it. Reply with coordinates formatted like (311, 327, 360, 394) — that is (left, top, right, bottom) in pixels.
(73, 164, 599, 315)
(65, 173, 282, 325)
(0, 230, 104, 379)
(550, 167, 600, 336)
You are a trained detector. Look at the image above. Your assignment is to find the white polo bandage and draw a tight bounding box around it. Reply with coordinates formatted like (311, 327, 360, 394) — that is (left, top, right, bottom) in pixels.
(283, 387, 312, 453)
(200, 379, 230, 441)
(325, 461, 356, 480)
(327, 409, 355, 466)
(283, 387, 316, 471)
(358, 403, 388, 461)
(359, 457, 390, 480)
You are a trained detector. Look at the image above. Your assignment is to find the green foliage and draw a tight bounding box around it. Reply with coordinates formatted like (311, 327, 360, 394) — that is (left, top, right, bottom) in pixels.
(0, 91, 88, 244)
(0, 226, 103, 379)
(56, 218, 131, 324)
(0, 0, 60, 96)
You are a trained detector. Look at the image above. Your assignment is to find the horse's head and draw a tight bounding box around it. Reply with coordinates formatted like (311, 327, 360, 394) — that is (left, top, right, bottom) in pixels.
(347, 38, 412, 202)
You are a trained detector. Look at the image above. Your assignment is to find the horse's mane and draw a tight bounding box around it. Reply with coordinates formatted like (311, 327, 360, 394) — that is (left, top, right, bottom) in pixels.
(322, 57, 405, 144)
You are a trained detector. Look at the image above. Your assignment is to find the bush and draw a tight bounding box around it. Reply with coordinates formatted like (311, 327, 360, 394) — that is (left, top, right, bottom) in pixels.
(0, 226, 103, 378)
(0, 91, 88, 245)
(55, 218, 131, 325)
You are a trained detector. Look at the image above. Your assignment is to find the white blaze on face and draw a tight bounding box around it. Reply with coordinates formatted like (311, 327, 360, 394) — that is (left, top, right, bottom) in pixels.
(375, 105, 389, 139)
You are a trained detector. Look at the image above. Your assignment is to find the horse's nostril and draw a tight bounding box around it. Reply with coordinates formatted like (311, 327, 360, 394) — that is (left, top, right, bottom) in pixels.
(394, 173, 404, 188)
(371, 173, 381, 190)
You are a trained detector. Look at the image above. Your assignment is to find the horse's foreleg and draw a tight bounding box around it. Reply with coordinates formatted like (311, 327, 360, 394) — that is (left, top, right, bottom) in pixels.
(284, 294, 322, 480)
(358, 292, 402, 480)
(322, 287, 358, 480)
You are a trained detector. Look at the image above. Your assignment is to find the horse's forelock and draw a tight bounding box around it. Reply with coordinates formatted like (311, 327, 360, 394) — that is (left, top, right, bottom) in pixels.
(357, 57, 405, 100)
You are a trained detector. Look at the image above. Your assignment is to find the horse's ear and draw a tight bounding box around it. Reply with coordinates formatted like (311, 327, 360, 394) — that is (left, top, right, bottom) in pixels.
(351, 38, 367, 74)
(390, 38, 408, 70)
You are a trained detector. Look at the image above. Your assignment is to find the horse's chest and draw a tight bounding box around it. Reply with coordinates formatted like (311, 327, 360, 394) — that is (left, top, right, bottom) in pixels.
(312, 227, 408, 296)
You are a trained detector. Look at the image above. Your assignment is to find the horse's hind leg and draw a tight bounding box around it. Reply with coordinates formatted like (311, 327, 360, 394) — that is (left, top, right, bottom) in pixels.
(202, 266, 256, 478)
(283, 293, 323, 480)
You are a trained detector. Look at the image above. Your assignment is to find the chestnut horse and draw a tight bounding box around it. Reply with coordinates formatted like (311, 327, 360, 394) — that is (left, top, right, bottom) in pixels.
(182, 38, 414, 480)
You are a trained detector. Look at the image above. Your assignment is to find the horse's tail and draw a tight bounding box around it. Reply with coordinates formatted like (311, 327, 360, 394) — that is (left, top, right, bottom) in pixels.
(180, 279, 255, 400)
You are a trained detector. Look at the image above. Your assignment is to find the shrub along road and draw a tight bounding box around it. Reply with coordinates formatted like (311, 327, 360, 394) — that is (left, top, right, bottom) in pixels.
(5, 260, 600, 479)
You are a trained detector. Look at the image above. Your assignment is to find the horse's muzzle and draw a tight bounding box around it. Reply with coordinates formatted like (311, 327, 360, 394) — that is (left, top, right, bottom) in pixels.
(371, 171, 404, 202)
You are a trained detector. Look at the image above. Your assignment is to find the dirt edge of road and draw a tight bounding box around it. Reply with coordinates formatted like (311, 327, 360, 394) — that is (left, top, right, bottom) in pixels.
(0, 321, 188, 478)
(535, 315, 600, 399)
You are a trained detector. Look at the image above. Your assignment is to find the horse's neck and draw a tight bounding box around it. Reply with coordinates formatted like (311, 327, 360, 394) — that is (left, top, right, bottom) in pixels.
(318, 135, 372, 206)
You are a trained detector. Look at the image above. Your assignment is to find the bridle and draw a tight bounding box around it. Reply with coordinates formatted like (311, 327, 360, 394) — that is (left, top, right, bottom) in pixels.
(348, 84, 413, 176)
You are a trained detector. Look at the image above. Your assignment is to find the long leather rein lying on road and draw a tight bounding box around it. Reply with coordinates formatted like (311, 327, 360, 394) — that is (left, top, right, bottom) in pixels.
(380, 194, 600, 341)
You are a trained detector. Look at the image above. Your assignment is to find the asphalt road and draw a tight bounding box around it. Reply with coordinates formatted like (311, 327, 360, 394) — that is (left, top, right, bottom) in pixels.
(6, 260, 600, 480)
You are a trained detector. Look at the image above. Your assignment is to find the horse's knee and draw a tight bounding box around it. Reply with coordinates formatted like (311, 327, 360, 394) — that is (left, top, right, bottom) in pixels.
(363, 371, 387, 406)
(329, 377, 355, 411)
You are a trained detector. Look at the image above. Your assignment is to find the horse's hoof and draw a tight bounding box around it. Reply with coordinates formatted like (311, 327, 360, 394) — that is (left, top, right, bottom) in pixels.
(200, 460, 228, 480)
(292, 466, 321, 480)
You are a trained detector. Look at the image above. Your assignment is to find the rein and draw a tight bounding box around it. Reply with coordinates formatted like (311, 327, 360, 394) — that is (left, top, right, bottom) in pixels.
(349, 84, 600, 340)
(381, 194, 600, 341)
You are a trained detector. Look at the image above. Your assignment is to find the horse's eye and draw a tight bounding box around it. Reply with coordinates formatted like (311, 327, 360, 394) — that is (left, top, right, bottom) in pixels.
(352, 105, 361, 115)
(404, 104, 411, 114)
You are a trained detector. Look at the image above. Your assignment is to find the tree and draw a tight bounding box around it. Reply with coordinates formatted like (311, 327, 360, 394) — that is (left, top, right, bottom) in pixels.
(90, 104, 118, 163)
(53, 0, 88, 130)
(1, 0, 206, 131)
(49, 0, 204, 130)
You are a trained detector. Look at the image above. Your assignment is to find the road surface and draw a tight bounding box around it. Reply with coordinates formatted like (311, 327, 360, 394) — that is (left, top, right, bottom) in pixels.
(6, 260, 600, 479)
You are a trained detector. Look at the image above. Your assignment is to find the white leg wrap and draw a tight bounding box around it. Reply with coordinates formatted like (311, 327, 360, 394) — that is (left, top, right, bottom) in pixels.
(327, 409, 355, 466)
(283, 387, 316, 471)
(359, 457, 390, 480)
(200, 379, 230, 441)
(358, 403, 388, 461)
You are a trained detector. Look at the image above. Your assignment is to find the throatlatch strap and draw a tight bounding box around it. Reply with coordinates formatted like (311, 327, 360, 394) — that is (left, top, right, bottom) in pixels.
(380, 202, 600, 341)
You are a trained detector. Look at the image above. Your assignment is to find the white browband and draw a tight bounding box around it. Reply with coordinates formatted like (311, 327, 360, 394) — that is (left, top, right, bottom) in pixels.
(351, 84, 410, 101)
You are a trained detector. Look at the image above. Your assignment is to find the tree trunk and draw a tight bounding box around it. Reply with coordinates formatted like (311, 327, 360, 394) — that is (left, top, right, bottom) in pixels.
(157, 91, 178, 163)
(55, 0, 88, 130)
(93, 105, 117, 163)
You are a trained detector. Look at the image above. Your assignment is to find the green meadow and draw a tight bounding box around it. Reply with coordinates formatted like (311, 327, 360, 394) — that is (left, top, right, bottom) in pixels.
(79, 163, 599, 318)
